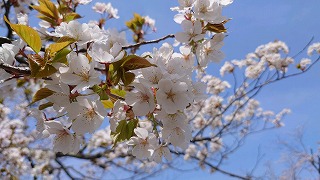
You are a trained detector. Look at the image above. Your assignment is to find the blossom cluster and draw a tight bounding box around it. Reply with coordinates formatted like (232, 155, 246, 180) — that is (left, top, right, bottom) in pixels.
(25, 0, 233, 161)
(171, 0, 234, 68)
(0, 0, 319, 178)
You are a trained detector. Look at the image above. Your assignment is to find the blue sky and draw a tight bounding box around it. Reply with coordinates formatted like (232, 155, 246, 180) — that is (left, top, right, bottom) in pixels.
(4, 0, 320, 179)
(87, 0, 320, 179)
(60, 0, 320, 179)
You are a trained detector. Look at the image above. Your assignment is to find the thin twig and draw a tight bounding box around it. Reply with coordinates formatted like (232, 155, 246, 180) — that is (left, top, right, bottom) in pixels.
(55, 158, 76, 180)
(171, 151, 251, 180)
(0, 62, 31, 75)
(122, 34, 175, 50)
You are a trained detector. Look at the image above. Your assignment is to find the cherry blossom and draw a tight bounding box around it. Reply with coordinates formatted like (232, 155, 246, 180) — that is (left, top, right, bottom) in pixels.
(45, 121, 82, 154)
(194, 0, 225, 23)
(127, 127, 157, 159)
(0, 0, 319, 178)
(109, 100, 128, 132)
(68, 96, 107, 134)
(60, 52, 101, 93)
(150, 145, 172, 163)
(125, 83, 156, 116)
(156, 79, 191, 114)
(175, 20, 205, 44)
(196, 33, 225, 67)
(89, 41, 124, 63)
(54, 21, 93, 45)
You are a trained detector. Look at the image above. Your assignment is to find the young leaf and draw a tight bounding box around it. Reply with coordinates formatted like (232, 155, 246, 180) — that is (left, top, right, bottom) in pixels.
(204, 19, 231, 34)
(28, 54, 46, 67)
(31, 88, 55, 104)
(31, 0, 59, 20)
(48, 36, 75, 55)
(39, 102, 54, 110)
(101, 100, 114, 109)
(110, 89, 126, 98)
(63, 13, 82, 22)
(111, 119, 138, 147)
(34, 64, 57, 78)
(29, 58, 41, 77)
(121, 72, 135, 86)
(28, 56, 57, 78)
(121, 55, 156, 71)
(4, 16, 42, 53)
(28, 54, 57, 78)
(52, 48, 71, 64)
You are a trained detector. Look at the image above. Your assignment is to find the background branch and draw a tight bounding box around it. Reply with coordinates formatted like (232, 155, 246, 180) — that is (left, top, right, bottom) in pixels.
(122, 34, 175, 50)
(0, 62, 31, 75)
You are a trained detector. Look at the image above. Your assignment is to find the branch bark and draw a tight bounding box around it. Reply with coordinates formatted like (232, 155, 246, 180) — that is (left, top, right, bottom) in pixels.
(122, 34, 175, 50)
(0, 62, 31, 75)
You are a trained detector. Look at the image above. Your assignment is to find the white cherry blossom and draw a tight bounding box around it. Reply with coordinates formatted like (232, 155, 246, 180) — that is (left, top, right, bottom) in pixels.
(150, 145, 172, 163)
(194, 0, 226, 23)
(68, 96, 107, 134)
(175, 20, 205, 43)
(162, 124, 192, 150)
(89, 41, 124, 63)
(55, 21, 92, 45)
(127, 127, 157, 159)
(196, 33, 225, 67)
(110, 100, 129, 132)
(156, 79, 191, 114)
(45, 121, 82, 154)
(125, 83, 156, 116)
(178, 0, 195, 8)
(60, 52, 101, 93)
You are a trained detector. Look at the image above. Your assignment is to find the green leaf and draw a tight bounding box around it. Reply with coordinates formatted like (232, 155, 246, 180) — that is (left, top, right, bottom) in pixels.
(111, 119, 138, 147)
(39, 102, 54, 110)
(111, 51, 127, 72)
(101, 100, 114, 109)
(35, 64, 57, 78)
(92, 85, 109, 100)
(31, 0, 59, 20)
(63, 13, 82, 22)
(121, 71, 135, 86)
(52, 48, 71, 64)
(110, 89, 126, 98)
(29, 58, 41, 77)
(28, 54, 57, 78)
(4, 16, 42, 53)
(31, 88, 55, 104)
(48, 36, 75, 55)
(121, 55, 156, 71)
(204, 19, 230, 33)
(38, 15, 56, 25)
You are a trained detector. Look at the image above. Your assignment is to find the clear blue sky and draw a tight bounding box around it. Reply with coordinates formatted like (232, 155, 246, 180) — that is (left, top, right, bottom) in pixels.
(77, 0, 320, 179)
(16, 0, 320, 179)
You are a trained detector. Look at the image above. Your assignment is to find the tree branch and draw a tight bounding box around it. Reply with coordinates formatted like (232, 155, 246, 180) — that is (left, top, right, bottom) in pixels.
(171, 151, 251, 180)
(122, 34, 175, 50)
(55, 158, 76, 180)
(3, 0, 13, 39)
(0, 62, 31, 75)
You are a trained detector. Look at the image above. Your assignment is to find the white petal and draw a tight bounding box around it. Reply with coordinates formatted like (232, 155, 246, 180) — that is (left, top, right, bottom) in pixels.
(60, 73, 81, 85)
(134, 127, 148, 139)
(175, 32, 190, 43)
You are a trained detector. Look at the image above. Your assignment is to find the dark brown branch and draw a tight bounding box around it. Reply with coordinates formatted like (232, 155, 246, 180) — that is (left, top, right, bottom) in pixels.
(3, 0, 13, 39)
(55, 152, 104, 160)
(122, 34, 175, 50)
(171, 151, 251, 180)
(0, 62, 31, 75)
(55, 158, 76, 180)
(0, 37, 12, 45)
